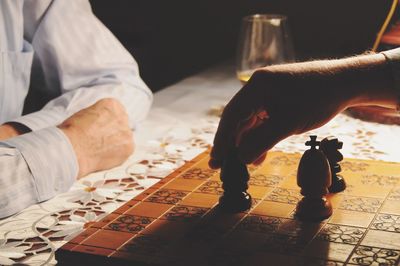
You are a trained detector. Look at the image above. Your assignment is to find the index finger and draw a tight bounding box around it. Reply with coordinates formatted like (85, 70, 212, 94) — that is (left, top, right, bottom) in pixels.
(209, 83, 263, 168)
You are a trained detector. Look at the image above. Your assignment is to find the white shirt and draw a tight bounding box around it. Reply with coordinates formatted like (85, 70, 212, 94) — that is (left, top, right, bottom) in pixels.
(0, 0, 153, 218)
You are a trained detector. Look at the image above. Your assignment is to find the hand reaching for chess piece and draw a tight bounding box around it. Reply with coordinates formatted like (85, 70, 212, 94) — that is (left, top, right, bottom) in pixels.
(295, 136, 333, 221)
(209, 52, 397, 169)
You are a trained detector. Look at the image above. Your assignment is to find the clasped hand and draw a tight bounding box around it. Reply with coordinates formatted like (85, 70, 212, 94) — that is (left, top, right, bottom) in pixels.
(0, 98, 134, 179)
(59, 98, 134, 178)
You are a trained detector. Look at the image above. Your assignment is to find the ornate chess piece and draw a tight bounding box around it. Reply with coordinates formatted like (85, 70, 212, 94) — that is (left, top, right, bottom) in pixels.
(295, 136, 333, 221)
(219, 149, 252, 213)
(320, 137, 346, 193)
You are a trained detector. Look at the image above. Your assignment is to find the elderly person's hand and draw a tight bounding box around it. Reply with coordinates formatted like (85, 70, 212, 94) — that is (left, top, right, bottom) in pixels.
(59, 98, 134, 178)
(210, 53, 397, 168)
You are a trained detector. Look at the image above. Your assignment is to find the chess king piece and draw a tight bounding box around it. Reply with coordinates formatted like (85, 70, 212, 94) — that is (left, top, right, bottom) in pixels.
(320, 137, 346, 193)
(219, 149, 252, 213)
(295, 136, 333, 221)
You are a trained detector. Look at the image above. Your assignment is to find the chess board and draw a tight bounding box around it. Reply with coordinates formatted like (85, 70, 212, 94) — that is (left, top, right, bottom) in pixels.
(56, 151, 400, 266)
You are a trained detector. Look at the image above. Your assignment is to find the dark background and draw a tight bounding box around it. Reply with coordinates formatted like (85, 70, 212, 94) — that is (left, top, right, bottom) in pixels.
(90, 1, 393, 92)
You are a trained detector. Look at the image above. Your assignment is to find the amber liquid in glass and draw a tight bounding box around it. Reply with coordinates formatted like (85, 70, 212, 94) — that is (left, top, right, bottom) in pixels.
(237, 71, 253, 85)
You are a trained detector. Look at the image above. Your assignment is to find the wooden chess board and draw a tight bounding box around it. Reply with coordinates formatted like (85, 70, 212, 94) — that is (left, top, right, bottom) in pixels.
(56, 151, 400, 266)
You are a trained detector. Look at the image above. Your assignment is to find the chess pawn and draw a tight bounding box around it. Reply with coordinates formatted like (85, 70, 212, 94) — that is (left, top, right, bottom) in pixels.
(295, 136, 333, 221)
(320, 137, 346, 193)
(219, 149, 252, 213)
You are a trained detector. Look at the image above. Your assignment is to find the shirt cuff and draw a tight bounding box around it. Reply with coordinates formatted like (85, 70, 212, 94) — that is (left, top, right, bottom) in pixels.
(2, 127, 78, 201)
(381, 48, 400, 111)
(10, 108, 65, 131)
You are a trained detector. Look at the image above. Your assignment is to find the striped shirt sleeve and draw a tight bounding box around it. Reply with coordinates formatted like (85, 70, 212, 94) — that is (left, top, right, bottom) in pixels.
(0, 127, 78, 218)
(13, 0, 153, 130)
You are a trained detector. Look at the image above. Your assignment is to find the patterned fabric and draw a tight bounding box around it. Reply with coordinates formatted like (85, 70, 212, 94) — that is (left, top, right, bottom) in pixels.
(0, 0, 152, 218)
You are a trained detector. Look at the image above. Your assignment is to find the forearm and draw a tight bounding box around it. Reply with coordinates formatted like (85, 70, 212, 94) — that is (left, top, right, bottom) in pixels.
(260, 52, 398, 109)
(334, 53, 396, 108)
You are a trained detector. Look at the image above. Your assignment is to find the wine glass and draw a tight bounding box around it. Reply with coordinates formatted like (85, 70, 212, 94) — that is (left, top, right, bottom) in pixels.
(236, 14, 295, 84)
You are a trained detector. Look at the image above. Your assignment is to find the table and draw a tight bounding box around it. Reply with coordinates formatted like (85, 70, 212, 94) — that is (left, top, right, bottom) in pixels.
(1, 63, 399, 265)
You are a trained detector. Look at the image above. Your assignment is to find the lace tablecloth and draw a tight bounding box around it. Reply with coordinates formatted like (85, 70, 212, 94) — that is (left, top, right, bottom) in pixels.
(1, 64, 400, 265)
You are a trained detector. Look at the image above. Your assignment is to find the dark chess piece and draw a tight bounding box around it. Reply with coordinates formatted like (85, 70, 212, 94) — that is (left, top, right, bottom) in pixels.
(295, 136, 333, 221)
(218, 149, 252, 213)
(320, 137, 346, 193)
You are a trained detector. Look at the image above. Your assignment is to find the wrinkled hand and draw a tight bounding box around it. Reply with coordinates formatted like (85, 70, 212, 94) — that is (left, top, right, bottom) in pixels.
(59, 98, 134, 178)
(209, 68, 356, 169)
